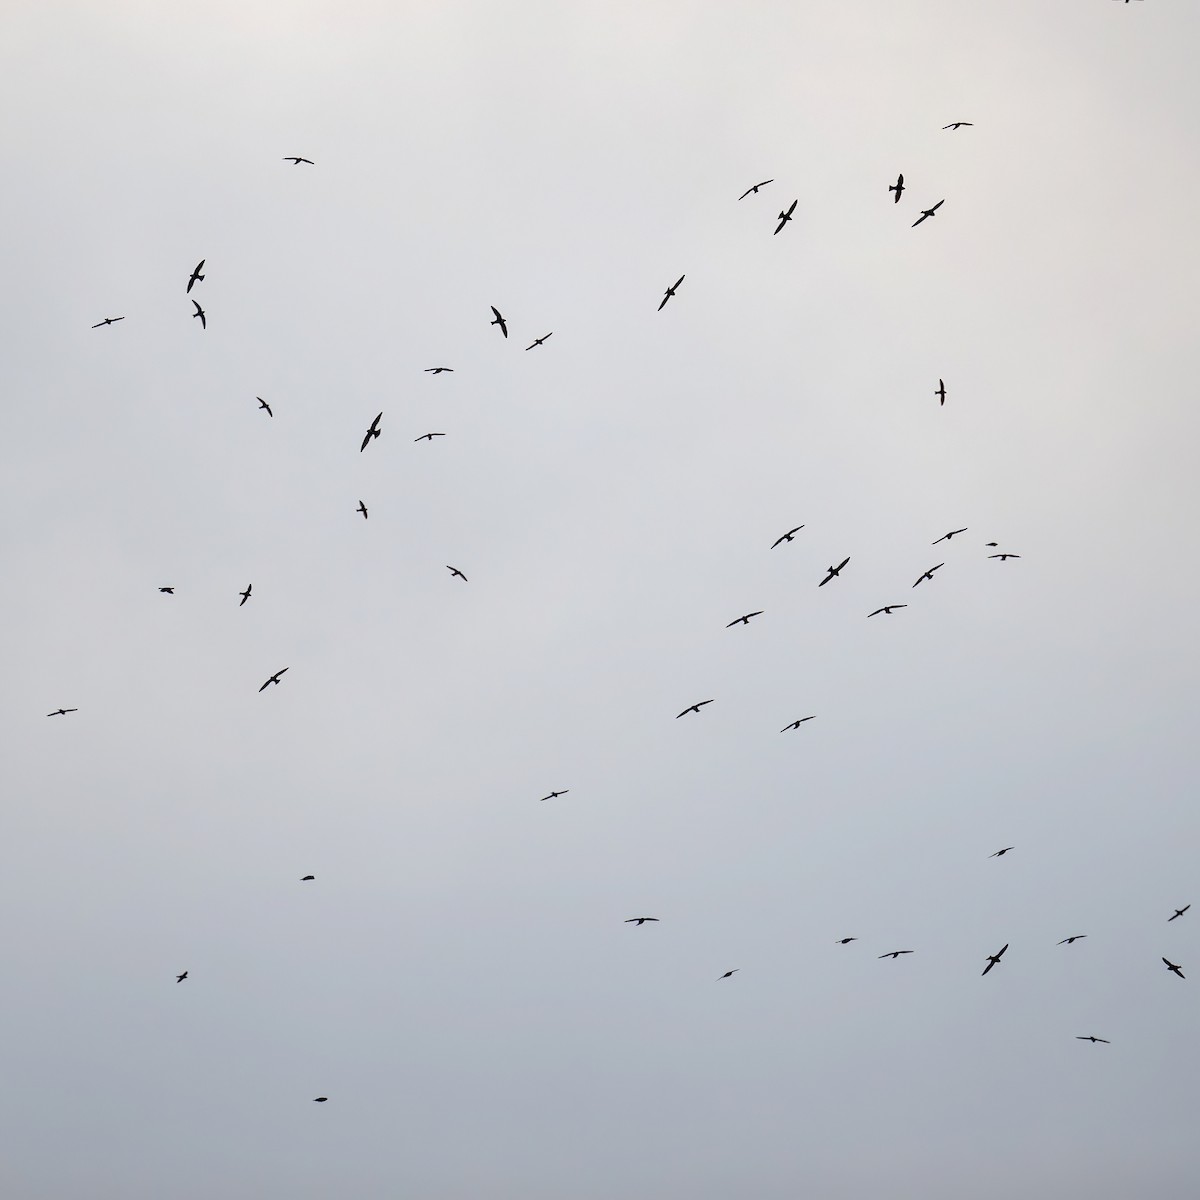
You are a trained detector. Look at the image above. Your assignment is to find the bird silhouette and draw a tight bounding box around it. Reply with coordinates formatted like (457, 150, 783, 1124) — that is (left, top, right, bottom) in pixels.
(539, 790, 569, 801)
(159, 587, 175, 594)
(625, 917, 659, 925)
(912, 564, 944, 588)
(658, 275, 685, 311)
(92, 316, 125, 327)
(781, 716, 816, 731)
(300, 875, 315, 881)
(989, 553, 1021, 561)
(935, 379, 946, 406)
(676, 699, 715, 718)
(943, 122, 973, 130)
(1076, 1036, 1111, 1043)
(525, 333, 552, 350)
(1169, 905, 1190, 922)
(176, 971, 188, 983)
(191, 299, 206, 329)
(738, 179, 773, 200)
(819, 557, 850, 587)
(1163, 957, 1185, 979)
(774, 199, 798, 235)
(283, 156, 315, 164)
(770, 525, 804, 548)
(836, 937, 858, 944)
(425, 367, 454, 374)
(982, 943, 1009, 976)
(446, 565, 467, 581)
(256, 397, 273, 417)
(717, 969, 739, 980)
(259, 667, 288, 692)
(1058, 935, 1087, 945)
(186, 259, 205, 293)
(888, 174, 905, 203)
(490, 306, 508, 338)
(990, 846, 1014, 858)
(312, 1096, 328, 1102)
(726, 611, 763, 627)
(360, 412, 382, 452)
(879, 950, 914, 959)
(913, 200, 944, 228)
(238, 585, 252, 606)
(868, 605, 907, 617)
(46, 708, 78, 717)
(414, 432, 445, 442)
(932, 528, 967, 544)
(356, 501, 368, 520)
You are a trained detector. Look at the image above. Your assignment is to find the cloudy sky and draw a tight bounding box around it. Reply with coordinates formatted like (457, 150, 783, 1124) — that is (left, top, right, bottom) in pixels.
(3, 2, 1198, 1197)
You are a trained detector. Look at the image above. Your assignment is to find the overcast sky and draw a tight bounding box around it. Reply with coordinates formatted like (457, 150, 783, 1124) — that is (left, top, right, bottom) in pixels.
(3, 2, 1199, 1197)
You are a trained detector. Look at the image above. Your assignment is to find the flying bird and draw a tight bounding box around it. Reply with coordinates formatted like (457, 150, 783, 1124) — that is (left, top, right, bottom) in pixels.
(312, 1096, 328, 1102)
(726, 611, 763, 627)
(935, 379, 946, 406)
(46, 708, 78, 717)
(539, 790, 569, 802)
(982, 943, 1009, 976)
(91, 316, 125, 327)
(781, 717, 816, 731)
(770, 525, 804, 548)
(943, 122, 973, 130)
(190, 299, 206, 329)
(238, 585, 252, 606)
(446, 565, 468, 581)
(300, 875, 315, 881)
(186, 259, 205, 293)
(717, 970, 739, 980)
(913, 200, 944, 228)
(360, 412, 382, 452)
(912, 563, 944, 587)
(868, 605, 907, 617)
(1169, 905, 1191, 922)
(176, 971, 188, 983)
(933, 528, 967, 544)
(836, 937, 858, 944)
(990, 846, 1014, 858)
(257, 396, 272, 417)
(888, 174, 905, 203)
(738, 179, 773, 199)
(424, 367, 453, 374)
(259, 667, 288, 692)
(658, 275, 685, 311)
(356, 501, 368, 520)
(989, 553, 1021, 561)
(1058, 935, 1087, 945)
(985, 542, 999, 547)
(1163, 957, 1185, 979)
(525, 332, 552, 350)
(414, 432, 445, 442)
(283, 156, 314, 164)
(676, 699, 715, 718)
(159, 587, 175, 594)
(625, 918, 659, 925)
(1076, 1036, 1110, 1044)
(774, 199, 798, 235)
(489, 306, 508, 338)
(818, 557, 850, 587)
(879, 951, 914, 959)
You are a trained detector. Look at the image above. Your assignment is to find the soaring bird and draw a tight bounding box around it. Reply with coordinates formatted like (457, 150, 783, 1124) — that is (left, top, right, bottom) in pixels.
(982, 943, 1009, 976)
(625, 917, 659, 925)
(770, 525, 805, 548)
(913, 200, 944, 228)
(989, 553, 1021, 561)
(879, 950, 914, 959)
(257, 396, 273, 417)
(1163, 957, 1185, 979)
(819, 557, 850, 587)
(525, 333, 552, 350)
(414, 432, 445, 442)
(658, 275, 685, 311)
(300, 875, 315, 881)
(539, 790, 569, 801)
(1169, 905, 1191, 922)
(356, 501, 368, 520)
(191, 299, 206, 329)
(943, 122, 973, 130)
(717, 970, 739, 980)
(912, 564, 944, 588)
(46, 708, 78, 717)
(935, 379, 947, 406)
(868, 605, 907, 617)
(933, 528, 967, 544)
(238, 585, 252, 606)
(888, 174, 905, 203)
(446, 565, 468, 581)
(92, 316, 125, 327)
(425, 367, 454, 374)
(489, 306, 508, 338)
(186, 259, 205, 293)
(360, 412, 382, 452)
(726, 611, 763, 627)
(1076, 1036, 1110, 1044)
(1058, 935, 1087, 945)
(159, 587, 175, 594)
(990, 846, 1014, 858)
(312, 1096, 328, 1102)
(676, 699, 715, 718)
(836, 937, 858, 944)
(781, 716, 816, 731)
(176, 971, 188, 983)
(774, 199, 798, 235)
(283, 156, 315, 164)
(259, 667, 288, 692)
(738, 179, 773, 199)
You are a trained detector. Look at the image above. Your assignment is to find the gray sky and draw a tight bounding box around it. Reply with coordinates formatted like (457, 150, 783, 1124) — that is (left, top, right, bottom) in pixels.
(3, 2, 1199, 1197)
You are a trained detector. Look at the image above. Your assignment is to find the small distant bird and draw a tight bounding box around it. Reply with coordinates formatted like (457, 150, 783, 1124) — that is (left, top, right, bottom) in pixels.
(540, 790, 569, 802)
(425, 367, 453, 374)
(414, 433, 445, 442)
(1076, 1036, 1110, 1044)
(770, 525, 805, 548)
(1169, 905, 1190, 922)
(990, 846, 1014, 858)
(913, 200, 944, 228)
(819, 557, 850, 587)
(92, 316, 125, 328)
(912, 563, 944, 588)
(356, 501, 368, 520)
(189, 299, 207, 330)
(360, 412, 382, 452)
(312, 1096, 328, 1102)
(1058, 935, 1087, 945)
(300, 875, 315, 881)
(943, 122, 973, 130)
(676, 699, 715, 718)
(238, 585, 252, 606)
(781, 716, 816, 731)
(738, 179, 773, 200)
(774, 199, 798, 235)
(985, 542, 999, 547)
(446, 565, 467, 581)
(933, 528, 967, 544)
(625, 917, 659, 925)
(257, 397, 272, 417)
(159, 587, 175, 594)
(259, 667, 288, 692)
(717, 970, 739, 980)
(888, 174, 905, 203)
(176, 971, 188, 983)
(1163, 957, 1185, 979)
(47, 708, 78, 717)
(726, 611, 763, 627)
(868, 605, 907, 617)
(658, 275, 685, 311)
(935, 379, 947, 405)
(489, 306, 508, 338)
(525, 332, 552, 350)
(283, 156, 315, 165)
(836, 937, 857, 944)
(982, 943, 1009, 976)
(879, 950, 914, 959)
(186, 259, 205, 293)
(989, 553, 1021, 561)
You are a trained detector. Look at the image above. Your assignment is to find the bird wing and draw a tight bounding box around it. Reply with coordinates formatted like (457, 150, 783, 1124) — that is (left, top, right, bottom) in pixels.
(770, 535, 786, 548)
(982, 960, 994, 975)
(785, 199, 797, 217)
(836, 556, 850, 570)
(360, 431, 372, 452)
(868, 608, 884, 616)
(931, 199, 944, 211)
(673, 275, 685, 290)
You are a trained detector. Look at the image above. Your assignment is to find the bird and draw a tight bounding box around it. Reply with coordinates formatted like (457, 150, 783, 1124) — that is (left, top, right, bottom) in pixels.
(186, 259, 205, 293)
(414, 432, 446, 442)
(985, 542, 999, 547)
(717, 970, 739, 980)
(1076, 1036, 1110, 1044)
(932, 528, 967, 544)
(879, 950, 914, 959)
(774, 199, 798, 235)
(726, 611, 763, 627)
(935, 379, 947, 405)
(781, 717, 816, 731)
(888, 174, 904, 203)
(818, 557, 850, 587)
(676, 699, 715, 718)
(424, 367, 453, 374)
(283, 156, 315, 164)
(446, 565, 468, 581)
(256, 396, 273, 417)
(836, 937, 858, 944)
(1169, 905, 1191, 922)
(625, 918, 659, 925)
(658, 275, 685, 311)
(990, 846, 1014, 858)
(91, 316, 125, 327)
(176, 971, 188, 983)
(943, 122, 973, 130)
(259, 667, 289, 692)
(738, 179, 773, 200)
(912, 563, 944, 588)
(46, 708, 78, 717)
(238, 585, 252, 606)
(1163, 957, 1186, 979)
(489, 306, 508, 338)
(300, 875, 315, 881)
(770, 525, 804, 548)
(1058, 935, 1087, 945)
(356, 501, 368, 520)
(312, 1096, 328, 1102)
(982, 943, 1009, 976)
(989, 553, 1021, 561)
(868, 605, 907, 617)
(360, 412, 382, 452)
(159, 587, 175, 594)
(539, 790, 569, 802)
(913, 200, 944, 228)
(190, 299, 206, 329)
(525, 332, 552, 350)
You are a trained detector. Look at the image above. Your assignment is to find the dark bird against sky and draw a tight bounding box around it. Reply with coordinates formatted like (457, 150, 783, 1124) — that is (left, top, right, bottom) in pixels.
(913, 199, 944, 228)
(770, 525, 804, 548)
(1163, 957, 1185, 978)
(738, 179, 773, 199)
(819, 557, 850, 587)
(176, 971, 188, 983)
(238, 585, 252, 606)
(935, 379, 946, 406)
(676, 699, 715, 718)
(879, 951, 914, 959)
(932, 528, 967, 544)
(283, 156, 314, 164)
(868, 605, 907, 617)
(47, 708, 78, 717)
(186, 259, 205, 293)
(989, 553, 1021, 561)
(889, 173, 904, 202)
(625, 918, 659, 925)
(356, 501, 368, 520)
(490, 306, 508, 338)
(837, 937, 857, 944)
(912, 564, 944, 587)
(159, 587, 174, 594)
(1058, 936, 1087, 945)
(191, 299, 206, 329)
(540, 790, 569, 801)
(726, 611, 763, 627)
(943, 122, 973, 130)
(658, 275, 685, 311)
(525, 333, 552, 350)
(425, 367, 453, 374)
(1169, 905, 1190, 921)
(717, 970, 739, 980)
(982, 943, 1009, 976)
(446, 565, 467, 581)
(259, 667, 289, 692)
(990, 846, 1014, 858)
(300, 875, 315, 881)
(360, 412, 382, 452)
(257, 397, 272, 417)
(414, 433, 445, 442)
(774, 199, 798, 235)
(1076, 1036, 1110, 1044)
(91, 316, 124, 327)
(781, 716, 816, 731)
